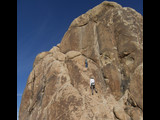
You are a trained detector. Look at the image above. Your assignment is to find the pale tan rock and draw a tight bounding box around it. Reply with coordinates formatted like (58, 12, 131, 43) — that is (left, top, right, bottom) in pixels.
(33, 52, 50, 67)
(49, 46, 59, 53)
(66, 50, 81, 59)
(113, 105, 131, 120)
(49, 46, 66, 61)
(19, 1, 143, 120)
(59, 0, 143, 101)
(125, 106, 143, 120)
(129, 63, 143, 110)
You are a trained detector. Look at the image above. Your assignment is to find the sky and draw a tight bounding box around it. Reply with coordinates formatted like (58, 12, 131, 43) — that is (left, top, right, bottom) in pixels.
(17, 0, 143, 119)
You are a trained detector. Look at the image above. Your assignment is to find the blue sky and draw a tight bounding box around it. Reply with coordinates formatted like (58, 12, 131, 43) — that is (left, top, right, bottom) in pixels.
(17, 0, 143, 119)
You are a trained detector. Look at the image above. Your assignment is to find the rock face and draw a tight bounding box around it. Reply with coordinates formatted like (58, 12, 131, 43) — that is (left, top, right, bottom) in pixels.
(19, 1, 143, 120)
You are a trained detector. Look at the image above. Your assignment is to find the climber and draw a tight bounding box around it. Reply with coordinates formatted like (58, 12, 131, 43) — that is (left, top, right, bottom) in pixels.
(90, 77, 98, 95)
(85, 59, 88, 68)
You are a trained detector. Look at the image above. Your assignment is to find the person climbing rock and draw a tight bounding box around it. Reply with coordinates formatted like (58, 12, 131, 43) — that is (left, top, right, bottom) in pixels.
(85, 59, 88, 68)
(90, 76, 98, 95)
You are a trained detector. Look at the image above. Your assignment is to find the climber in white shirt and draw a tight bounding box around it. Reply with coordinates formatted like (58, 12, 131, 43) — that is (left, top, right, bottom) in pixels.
(90, 77, 98, 95)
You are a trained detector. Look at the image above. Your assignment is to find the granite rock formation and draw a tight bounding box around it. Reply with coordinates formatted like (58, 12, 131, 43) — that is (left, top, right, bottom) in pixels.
(19, 1, 143, 120)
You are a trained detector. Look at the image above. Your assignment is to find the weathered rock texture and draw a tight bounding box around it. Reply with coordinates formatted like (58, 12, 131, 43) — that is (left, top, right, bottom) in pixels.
(19, 1, 143, 120)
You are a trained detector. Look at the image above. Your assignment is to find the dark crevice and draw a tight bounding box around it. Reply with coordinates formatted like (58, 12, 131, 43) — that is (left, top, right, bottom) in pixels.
(119, 52, 131, 59)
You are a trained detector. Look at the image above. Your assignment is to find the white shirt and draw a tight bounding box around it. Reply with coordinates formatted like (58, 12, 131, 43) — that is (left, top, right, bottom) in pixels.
(90, 79, 95, 86)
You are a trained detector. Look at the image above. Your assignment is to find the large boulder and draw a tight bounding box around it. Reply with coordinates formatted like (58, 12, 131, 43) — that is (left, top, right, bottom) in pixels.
(19, 1, 143, 120)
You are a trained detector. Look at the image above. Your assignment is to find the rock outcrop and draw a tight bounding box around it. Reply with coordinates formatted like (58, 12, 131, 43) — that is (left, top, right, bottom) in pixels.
(19, 1, 143, 120)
